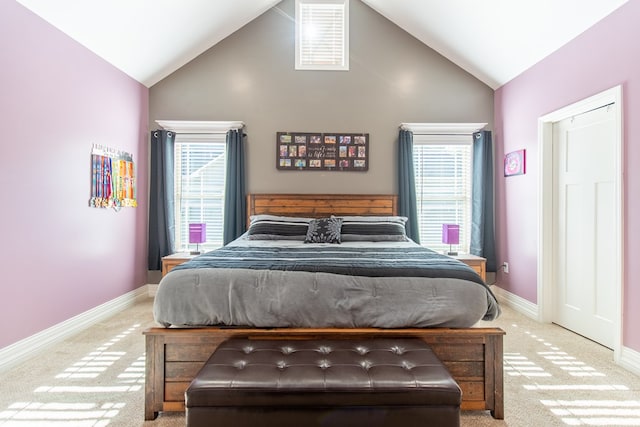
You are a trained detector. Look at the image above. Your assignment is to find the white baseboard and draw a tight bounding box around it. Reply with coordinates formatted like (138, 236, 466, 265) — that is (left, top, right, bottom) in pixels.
(491, 285, 539, 320)
(0, 285, 150, 373)
(619, 346, 640, 377)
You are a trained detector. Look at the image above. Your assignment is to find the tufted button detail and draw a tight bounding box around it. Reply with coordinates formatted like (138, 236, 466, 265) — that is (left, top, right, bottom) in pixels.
(276, 360, 288, 370)
(402, 361, 415, 370)
(233, 360, 247, 369)
(360, 360, 373, 370)
(355, 346, 369, 355)
(242, 345, 254, 354)
(317, 346, 332, 355)
(280, 346, 294, 355)
(318, 359, 331, 369)
(390, 345, 406, 355)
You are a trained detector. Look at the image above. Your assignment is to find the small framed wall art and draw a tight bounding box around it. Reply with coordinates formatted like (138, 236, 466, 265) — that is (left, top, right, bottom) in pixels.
(504, 149, 526, 177)
(276, 132, 369, 171)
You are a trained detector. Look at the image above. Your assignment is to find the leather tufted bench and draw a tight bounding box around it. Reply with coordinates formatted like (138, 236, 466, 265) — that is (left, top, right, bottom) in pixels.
(185, 338, 461, 427)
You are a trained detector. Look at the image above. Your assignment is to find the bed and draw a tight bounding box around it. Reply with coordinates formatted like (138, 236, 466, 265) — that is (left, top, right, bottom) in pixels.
(144, 194, 505, 420)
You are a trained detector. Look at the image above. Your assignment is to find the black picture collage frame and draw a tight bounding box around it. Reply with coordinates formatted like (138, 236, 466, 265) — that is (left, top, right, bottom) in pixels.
(276, 132, 369, 171)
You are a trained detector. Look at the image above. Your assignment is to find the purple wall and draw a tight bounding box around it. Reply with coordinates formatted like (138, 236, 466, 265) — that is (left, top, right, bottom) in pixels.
(0, 2, 149, 349)
(494, 1, 640, 351)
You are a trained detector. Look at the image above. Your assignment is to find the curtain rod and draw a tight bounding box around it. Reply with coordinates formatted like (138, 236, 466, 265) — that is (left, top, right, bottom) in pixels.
(400, 122, 487, 134)
(156, 120, 245, 133)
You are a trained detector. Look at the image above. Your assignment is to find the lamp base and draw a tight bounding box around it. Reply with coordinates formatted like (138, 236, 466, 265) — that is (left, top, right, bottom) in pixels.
(189, 250, 201, 255)
(446, 251, 458, 256)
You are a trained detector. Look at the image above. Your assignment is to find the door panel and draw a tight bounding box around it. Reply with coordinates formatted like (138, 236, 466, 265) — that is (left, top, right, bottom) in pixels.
(552, 105, 615, 348)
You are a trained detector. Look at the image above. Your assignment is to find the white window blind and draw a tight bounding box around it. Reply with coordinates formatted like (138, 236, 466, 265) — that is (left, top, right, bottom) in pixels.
(413, 134, 472, 254)
(295, 0, 349, 70)
(174, 134, 226, 252)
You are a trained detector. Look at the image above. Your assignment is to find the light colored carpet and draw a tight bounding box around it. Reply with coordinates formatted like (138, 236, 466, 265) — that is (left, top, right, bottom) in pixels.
(0, 297, 639, 426)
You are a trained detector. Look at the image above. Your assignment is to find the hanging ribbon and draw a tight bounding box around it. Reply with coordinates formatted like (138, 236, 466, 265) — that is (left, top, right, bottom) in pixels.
(89, 144, 137, 210)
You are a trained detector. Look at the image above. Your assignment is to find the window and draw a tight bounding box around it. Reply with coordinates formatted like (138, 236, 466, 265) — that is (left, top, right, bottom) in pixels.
(174, 134, 226, 252)
(413, 134, 473, 253)
(295, 0, 349, 70)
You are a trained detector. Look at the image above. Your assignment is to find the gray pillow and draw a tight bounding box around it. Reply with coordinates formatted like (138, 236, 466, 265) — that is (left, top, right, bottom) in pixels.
(334, 215, 409, 242)
(247, 215, 310, 240)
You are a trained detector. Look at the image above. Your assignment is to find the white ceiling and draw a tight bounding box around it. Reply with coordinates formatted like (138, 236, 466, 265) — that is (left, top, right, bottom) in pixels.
(16, 0, 628, 89)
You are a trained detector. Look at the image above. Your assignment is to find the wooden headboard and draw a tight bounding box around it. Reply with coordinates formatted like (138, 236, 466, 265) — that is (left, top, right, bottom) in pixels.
(247, 194, 398, 227)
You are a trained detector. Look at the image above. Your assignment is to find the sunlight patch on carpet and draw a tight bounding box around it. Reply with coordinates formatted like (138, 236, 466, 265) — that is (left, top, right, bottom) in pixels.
(0, 324, 143, 426)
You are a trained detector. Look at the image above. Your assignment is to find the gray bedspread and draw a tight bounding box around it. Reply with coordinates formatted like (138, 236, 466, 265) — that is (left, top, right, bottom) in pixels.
(153, 239, 500, 328)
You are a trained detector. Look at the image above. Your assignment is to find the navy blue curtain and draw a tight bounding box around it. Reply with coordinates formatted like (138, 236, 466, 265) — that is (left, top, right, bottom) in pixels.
(223, 129, 246, 245)
(398, 129, 420, 243)
(470, 130, 497, 272)
(148, 130, 176, 270)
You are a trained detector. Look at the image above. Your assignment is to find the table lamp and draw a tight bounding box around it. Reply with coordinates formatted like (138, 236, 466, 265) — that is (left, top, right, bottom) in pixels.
(442, 224, 459, 256)
(189, 223, 206, 255)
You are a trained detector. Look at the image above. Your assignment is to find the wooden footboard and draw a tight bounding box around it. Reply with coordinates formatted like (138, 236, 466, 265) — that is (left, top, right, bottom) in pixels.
(144, 327, 505, 420)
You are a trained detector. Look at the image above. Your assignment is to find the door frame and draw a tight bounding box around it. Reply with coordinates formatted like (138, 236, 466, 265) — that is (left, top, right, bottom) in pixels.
(537, 85, 623, 359)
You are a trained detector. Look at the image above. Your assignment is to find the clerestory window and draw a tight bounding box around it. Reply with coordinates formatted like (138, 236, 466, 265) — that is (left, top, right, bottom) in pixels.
(295, 0, 349, 71)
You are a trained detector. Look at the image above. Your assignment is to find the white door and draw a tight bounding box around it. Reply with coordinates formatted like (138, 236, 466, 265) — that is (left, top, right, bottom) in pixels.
(552, 105, 616, 348)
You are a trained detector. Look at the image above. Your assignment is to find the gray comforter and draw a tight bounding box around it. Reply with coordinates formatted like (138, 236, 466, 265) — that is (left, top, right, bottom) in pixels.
(153, 238, 500, 328)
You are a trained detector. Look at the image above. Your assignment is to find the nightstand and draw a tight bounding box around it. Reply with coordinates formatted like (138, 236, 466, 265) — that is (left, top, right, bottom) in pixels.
(449, 253, 486, 281)
(161, 252, 197, 277)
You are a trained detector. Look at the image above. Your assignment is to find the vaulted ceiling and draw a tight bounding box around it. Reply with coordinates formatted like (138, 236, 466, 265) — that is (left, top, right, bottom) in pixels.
(16, 0, 628, 89)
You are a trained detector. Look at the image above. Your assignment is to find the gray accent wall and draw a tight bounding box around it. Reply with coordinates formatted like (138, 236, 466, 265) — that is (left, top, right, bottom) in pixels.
(149, 0, 493, 194)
